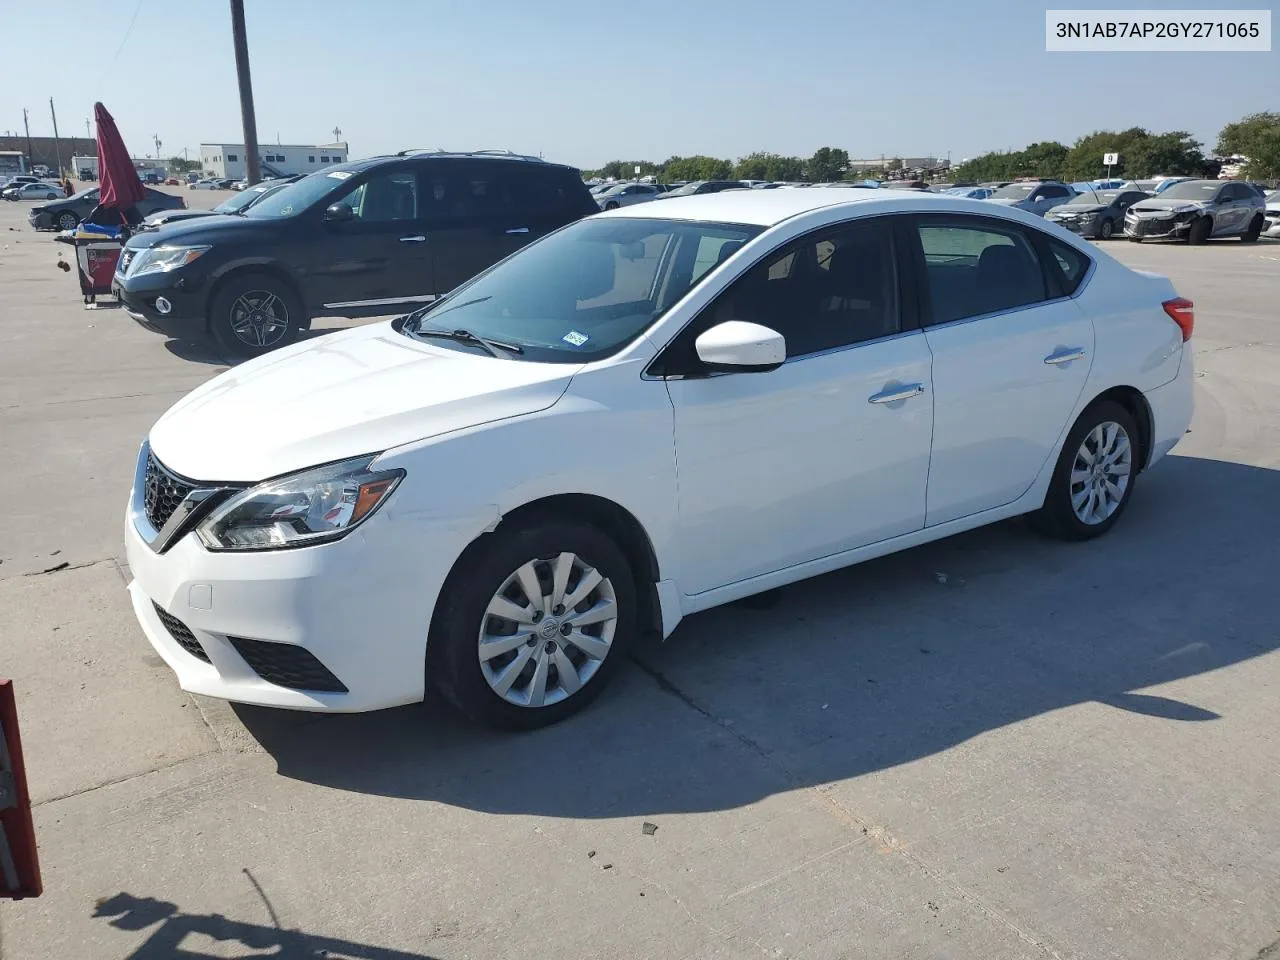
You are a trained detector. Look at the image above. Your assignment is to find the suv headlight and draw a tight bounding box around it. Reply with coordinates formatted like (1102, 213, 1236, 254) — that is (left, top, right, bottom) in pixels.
(130, 244, 211, 277)
(196, 456, 404, 551)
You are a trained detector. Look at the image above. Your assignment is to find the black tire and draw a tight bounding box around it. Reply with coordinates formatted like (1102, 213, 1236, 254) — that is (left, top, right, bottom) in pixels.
(1028, 400, 1140, 541)
(208, 272, 305, 357)
(429, 519, 638, 730)
(45, 192, 58, 200)
(1240, 214, 1263, 243)
(1187, 217, 1211, 245)
(56, 211, 79, 231)
(604, 201, 620, 210)
(1097, 218, 1114, 240)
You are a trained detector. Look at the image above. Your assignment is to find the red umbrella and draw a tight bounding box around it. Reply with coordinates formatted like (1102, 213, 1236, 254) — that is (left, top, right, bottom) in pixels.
(94, 102, 146, 210)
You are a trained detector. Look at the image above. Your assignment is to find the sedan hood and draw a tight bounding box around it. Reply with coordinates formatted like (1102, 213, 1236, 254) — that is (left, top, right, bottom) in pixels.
(1049, 204, 1106, 216)
(1129, 197, 1207, 213)
(985, 197, 1026, 207)
(148, 323, 580, 482)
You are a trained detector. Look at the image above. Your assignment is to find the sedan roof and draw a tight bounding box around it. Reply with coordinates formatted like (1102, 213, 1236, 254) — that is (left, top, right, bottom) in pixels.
(603, 187, 970, 226)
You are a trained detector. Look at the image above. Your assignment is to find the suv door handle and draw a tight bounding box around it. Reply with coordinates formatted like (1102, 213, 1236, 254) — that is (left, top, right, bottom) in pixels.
(505, 227, 530, 235)
(1044, 348, 1086, 365)
(868, 384, 925, 404)
(399, 235, 426, 243)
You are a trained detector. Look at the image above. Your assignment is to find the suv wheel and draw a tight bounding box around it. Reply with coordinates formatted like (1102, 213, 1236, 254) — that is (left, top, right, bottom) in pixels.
(210, 273, 304, 357)
(1240, 214, 1263, 243)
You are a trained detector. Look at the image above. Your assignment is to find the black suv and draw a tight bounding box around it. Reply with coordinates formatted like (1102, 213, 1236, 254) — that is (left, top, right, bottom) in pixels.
(113, 151, 598, 355)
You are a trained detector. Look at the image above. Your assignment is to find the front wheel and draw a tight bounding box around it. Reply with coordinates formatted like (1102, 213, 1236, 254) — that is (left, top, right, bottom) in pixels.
(1187, 217, 1211, 245)
(209, 273, 305, 357)
(604, 201, 620, 210)
(57, 211, 79, 231)
(1028, 400, 1139, 541)
(429, 519, 638, 729)
(1240, 214, 1263, 243)
(1097, 218, 1114, 240)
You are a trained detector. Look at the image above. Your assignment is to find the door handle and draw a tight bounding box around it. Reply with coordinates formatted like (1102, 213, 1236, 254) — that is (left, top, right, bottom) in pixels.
(399, 235, 426, 243)
(1044, 348, 1086, 365)
(868, 384, 925, 404)
(505, 227, 530, 235)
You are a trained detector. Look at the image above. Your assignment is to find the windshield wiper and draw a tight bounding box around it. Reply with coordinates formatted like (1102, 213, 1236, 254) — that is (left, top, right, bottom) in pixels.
(414, 327, 523, 357)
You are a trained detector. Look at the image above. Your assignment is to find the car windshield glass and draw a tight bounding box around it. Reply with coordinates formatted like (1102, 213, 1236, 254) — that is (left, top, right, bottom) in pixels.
(244, 170, 352, 218)
(213, 183, 282, 214)
(1267, 190, 1280, 203)
(664, 182, 703, 197)
(403, 217, 762, 363)
(1069, 190, 1118, 204)
(990, 183, 1037, 199)
(71, 187, 98, 201)
(1159, 181, 1221, 200)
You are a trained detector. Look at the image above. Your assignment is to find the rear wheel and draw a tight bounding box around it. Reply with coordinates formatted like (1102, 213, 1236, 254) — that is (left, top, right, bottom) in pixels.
(1187, 217, 1211, 245)
(209, 273, 305, 357)
(45, 192, 58, 200)
(1240, 214, 1263, 243)
(1028, 400, 1139, 541)
(429, 519, 638, 729)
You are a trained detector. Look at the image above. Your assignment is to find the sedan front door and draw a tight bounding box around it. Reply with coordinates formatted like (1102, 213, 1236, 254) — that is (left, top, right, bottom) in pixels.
(910, 215, 1094, 526)
(658, 217, 934, 596)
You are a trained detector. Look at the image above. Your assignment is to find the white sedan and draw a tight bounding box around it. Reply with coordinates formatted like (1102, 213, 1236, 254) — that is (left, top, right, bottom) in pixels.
(3, 181, 61, 201)
(124, 189, 1195, 728)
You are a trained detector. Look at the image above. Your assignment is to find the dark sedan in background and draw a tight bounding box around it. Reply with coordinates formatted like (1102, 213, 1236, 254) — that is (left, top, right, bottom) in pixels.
(1046, 187, 1150, 240)
(28, 186, 186, 231)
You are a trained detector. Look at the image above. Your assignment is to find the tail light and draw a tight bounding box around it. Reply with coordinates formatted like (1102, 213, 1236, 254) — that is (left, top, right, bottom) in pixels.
(1162, 297, 1194, 342)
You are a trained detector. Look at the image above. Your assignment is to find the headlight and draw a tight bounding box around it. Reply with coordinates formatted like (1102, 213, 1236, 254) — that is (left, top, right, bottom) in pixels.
(130, 244, 211, 277)
(196, 456, 404, 551)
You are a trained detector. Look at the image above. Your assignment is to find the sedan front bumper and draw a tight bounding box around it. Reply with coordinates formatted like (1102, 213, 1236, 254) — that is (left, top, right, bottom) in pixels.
(1123, 215, 1192, 240)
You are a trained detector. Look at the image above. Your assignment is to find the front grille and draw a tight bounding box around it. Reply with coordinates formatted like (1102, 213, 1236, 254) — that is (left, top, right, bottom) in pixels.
(144, 453, 196, 531)
(153, 603, 211, 663)
(227, 637, 348, 693)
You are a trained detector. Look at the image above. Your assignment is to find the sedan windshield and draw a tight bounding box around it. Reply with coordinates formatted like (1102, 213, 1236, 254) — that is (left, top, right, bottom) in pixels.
(244, 170, 352, 218)
(213, 183, 285, 214)
(1069, 190, 1119, 205)
(1158, 181, 1222, 201)
(990, 183, 1036, 199)
(404, 217, 763, 362)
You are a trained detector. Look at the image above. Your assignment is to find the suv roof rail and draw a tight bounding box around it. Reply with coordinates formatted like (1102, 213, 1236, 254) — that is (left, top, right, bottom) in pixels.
(394, 148, 545, 162)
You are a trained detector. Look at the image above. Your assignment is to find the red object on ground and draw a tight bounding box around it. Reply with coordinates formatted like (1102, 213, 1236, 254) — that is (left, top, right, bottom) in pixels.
(94, 102, 146, 211)
(0, 679, 42, 899)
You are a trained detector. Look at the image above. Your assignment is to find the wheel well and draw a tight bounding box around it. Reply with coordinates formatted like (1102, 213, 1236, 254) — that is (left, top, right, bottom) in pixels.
(1088, 386, 1153, 470)
(496, 494, 663, 637)
(205, 266, 310, 332)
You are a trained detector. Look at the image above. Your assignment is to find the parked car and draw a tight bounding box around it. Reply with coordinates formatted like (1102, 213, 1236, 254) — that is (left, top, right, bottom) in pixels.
(1152, 177, 1196, 194)
(165, 177, 180, 186)
(984, 181, 1076, 216)
(143, 173, 162, 185)
(3, 181, 61, 201)
(28, 186, 186, 231)
(78, 168, 96, 181)
(1046, 187, 1150, 240)
(139, 177, 299, 229)
(655, 180, 743, 199)
(124, 189, 1195, 728)
(1, 175, 43, 193)
(1263, 189, 1280, 238)
(595, 182, 663, 210)
(189, 179, 221, 190)
(113, 152, 598, 356)
(1124, 179, 1266, 243)
(945, 186, 994, 199)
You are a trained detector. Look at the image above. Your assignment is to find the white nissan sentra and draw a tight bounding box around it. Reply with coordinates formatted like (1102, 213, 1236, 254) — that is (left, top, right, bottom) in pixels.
(125, 189, 1195, 728)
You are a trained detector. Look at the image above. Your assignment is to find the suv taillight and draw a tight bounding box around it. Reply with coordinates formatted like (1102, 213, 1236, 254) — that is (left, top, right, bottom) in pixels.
(1162, 297, 1194, 341)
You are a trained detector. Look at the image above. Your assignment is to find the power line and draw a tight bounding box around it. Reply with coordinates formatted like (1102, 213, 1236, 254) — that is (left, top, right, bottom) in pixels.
(105, 0, 144, 76)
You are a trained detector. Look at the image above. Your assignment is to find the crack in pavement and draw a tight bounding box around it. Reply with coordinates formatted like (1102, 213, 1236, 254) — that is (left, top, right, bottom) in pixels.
(631, 654, 1069, 960)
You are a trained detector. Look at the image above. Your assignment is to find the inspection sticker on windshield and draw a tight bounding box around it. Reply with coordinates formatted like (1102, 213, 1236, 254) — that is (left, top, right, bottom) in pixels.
(562, 330, 589, 346)
(327, 170, 353, 179)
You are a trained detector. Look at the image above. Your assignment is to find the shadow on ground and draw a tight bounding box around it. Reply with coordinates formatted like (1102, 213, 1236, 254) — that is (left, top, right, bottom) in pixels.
(93, 891, 438, 959)
(162, 327, 343, 367)
(236, 455, 1280, 819)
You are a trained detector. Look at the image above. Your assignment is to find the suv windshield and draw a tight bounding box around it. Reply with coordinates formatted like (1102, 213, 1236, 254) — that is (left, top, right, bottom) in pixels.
(403, 217, 762, 362)
(1159, 181, 1221, 201)
(990, 183, 1037, 199)
(244, 169, 354, 218)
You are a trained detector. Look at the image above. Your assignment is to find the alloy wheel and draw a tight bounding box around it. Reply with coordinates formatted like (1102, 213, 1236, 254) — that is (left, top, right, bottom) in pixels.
(478, 552, 618, 708)
(228, 290, 290, 348)
(1070, 421, 1132, 525)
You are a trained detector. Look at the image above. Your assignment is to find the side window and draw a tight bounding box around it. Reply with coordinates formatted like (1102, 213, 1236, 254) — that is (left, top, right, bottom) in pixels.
(690, 235, 744, 284)
(1045, 239, 1090, 296)
(499, 166, 581, 222)
(917, 220, 1047, 324)
(1047, 185, 1070, 198)
(334, 169, 418, 222)
(421, 163, 512, 223)
(705, 218, 899, 359)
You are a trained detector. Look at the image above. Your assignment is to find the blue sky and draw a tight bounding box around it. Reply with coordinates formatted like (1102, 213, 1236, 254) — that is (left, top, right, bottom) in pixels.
(1, 0, 1274, 168)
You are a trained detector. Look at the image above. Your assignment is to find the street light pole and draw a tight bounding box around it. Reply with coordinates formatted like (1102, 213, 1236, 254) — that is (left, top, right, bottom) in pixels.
(229, 0, 261, 186)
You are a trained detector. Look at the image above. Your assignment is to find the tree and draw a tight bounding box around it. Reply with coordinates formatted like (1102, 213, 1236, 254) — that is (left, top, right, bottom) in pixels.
(659, 155, 733, 181)
(952, 150, 1022, 183)
(589, 159, 660, 180)
(805, 146, 849, 182)
(1016, 141, 1069, 179)
(1124, 132, 1204, 178)
(734, 152, 805, 181)
(1217, 112, 1280, 180)
(167, 155, 201, 174)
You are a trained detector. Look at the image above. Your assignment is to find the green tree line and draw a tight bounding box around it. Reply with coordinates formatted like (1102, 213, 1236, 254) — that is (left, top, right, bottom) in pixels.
(588, 147, 856, 184)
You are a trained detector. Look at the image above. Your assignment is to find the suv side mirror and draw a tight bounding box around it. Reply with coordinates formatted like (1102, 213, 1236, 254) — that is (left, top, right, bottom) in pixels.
(695, 321, 785, 372)
(324, 202, 355, 223)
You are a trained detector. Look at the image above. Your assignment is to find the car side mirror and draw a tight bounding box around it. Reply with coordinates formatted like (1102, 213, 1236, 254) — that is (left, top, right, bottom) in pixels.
(324, 202, 354, 223)
(694, 321, 785, 373)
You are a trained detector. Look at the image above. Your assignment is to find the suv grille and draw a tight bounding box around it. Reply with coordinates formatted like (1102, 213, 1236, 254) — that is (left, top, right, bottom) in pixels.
(227, 637, 348, 693)
(152, 603, 211, 663)
(144, 453, 196, 531)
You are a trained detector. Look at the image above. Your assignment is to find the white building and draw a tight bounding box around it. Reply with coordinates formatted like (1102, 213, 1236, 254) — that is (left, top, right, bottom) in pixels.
(199, 142, 349, 179)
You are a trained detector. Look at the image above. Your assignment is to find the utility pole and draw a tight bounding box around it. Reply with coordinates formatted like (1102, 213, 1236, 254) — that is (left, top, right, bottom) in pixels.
(49, 98, 62, 176)
(332, 125, 342, 143)
(229, 0, 261, 185)
(22, 108, 33, 172)
(85, 118, 91, 139)
(153, 134, 162, 160)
